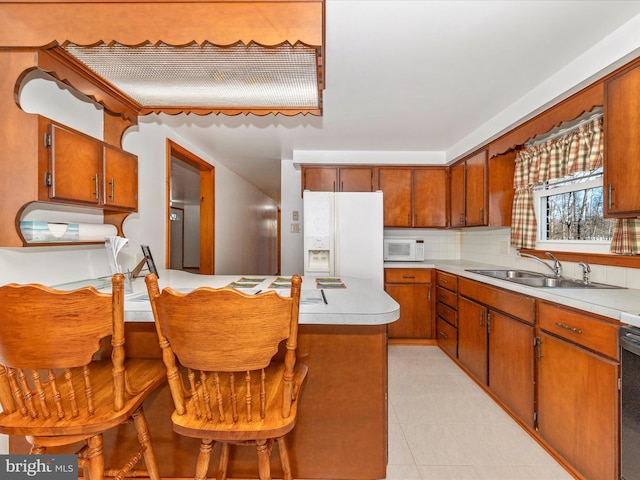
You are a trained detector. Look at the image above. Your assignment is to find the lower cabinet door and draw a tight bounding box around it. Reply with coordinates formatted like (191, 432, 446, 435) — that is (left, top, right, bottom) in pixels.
(488, 311, 534, 427)
(385, 283, 433, 339)
(457, 296, 488, 385)
(537, 332, 619, 480)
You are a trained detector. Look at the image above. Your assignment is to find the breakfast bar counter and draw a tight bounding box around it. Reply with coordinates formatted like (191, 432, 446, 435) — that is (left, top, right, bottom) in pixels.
(10, 271, 399, 479)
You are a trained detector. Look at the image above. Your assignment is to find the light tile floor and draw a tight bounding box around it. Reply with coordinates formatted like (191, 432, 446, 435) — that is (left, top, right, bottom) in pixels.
(385, 345, 574, 480)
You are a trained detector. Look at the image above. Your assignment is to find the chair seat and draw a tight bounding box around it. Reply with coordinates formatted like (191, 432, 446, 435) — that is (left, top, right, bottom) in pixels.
(0, 358, 166, 437)
(171, 362, 307, 442)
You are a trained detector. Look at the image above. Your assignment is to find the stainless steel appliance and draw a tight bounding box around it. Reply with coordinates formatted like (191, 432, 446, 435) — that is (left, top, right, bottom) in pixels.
(620, 319, 640, 480)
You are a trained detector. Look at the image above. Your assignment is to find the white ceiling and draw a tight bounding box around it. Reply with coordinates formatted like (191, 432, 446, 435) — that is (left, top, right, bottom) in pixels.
(146, 0, 640, 204)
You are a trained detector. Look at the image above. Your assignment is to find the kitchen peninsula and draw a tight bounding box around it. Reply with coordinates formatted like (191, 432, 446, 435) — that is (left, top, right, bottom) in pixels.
(9, 270, 399, 480)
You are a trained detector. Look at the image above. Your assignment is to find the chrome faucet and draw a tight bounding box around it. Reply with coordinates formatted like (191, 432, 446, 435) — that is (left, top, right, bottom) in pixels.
(578, 261, 591, 284)
(518, 251, 563, 277)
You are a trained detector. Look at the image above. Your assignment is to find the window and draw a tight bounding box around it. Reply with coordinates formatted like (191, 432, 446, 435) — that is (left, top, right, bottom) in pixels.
(533, 168, 615, 253)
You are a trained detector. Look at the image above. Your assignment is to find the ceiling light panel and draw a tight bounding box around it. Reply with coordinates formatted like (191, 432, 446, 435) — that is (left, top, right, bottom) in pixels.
(64, 42, 320, 111)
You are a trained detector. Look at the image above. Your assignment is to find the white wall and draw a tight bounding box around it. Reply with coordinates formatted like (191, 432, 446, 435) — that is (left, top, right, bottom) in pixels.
(0, 73, 278, 288)
(280, 159, 305, 275)
(123, 119, 279, 276)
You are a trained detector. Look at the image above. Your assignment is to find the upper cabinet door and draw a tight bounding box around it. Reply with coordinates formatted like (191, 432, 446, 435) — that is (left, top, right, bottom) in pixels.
(377, 168, 412, 227)
(303, 166, 338, 192)
(47, 124, 101, 205)
(450, 162, 465, 227)
(103, 145, 138, 211)
(413, 168, 448, 228)
(605, 61, 640, 217)
(338, 167, 373, 192)
(465, 150, 488, 227)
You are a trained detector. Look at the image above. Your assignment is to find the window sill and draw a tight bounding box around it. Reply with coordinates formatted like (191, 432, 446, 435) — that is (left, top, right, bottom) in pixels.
(519, 249, 640, 269)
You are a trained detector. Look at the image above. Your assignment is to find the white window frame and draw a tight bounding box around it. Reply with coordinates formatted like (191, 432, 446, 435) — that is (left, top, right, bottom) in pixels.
(532, 172, 612, 254)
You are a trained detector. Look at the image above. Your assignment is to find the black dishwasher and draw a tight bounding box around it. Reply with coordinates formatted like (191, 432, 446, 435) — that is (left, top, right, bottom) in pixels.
(621, 324, 640, 480)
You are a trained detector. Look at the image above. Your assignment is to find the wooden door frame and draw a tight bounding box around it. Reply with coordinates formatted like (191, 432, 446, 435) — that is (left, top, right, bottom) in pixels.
(166, 139, 215, 274)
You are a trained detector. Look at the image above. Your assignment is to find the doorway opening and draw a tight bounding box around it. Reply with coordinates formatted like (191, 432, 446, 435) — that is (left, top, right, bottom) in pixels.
(167, 140, 215, 275)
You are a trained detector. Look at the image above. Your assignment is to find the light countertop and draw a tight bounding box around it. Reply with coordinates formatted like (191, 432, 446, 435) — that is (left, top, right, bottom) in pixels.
(124, 269, 400, 326)
(385, 259, 640, 326)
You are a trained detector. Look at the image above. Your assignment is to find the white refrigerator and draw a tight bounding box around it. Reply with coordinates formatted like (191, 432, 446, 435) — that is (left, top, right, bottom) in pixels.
(303, 190, 384, 289)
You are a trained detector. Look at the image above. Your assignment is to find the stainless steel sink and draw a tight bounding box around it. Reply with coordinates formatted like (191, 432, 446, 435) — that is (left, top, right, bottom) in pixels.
(466, 269, 625, 289)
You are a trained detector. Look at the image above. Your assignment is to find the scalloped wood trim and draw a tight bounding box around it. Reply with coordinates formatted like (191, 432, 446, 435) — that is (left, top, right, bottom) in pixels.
(489, 82, 604, 158)
(0, 2, 324, 48)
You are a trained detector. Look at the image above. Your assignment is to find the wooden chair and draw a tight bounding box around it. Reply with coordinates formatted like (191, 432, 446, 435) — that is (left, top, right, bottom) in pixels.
(0, 273, 166, 480)
(145, 274, 307, 480)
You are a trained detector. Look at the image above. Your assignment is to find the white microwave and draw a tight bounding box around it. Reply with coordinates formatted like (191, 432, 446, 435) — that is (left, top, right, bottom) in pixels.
(383, 238, 425, 262)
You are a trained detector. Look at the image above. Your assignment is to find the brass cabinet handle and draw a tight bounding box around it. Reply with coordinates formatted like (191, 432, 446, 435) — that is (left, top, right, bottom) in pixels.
(439, 330, 449, 340)
(608, 183, 613, 209)
(93, 174, 99, 200)
(554, 322, 583, 334)
(402, 276, 416, 279)
(480, 207, 484, 222)
(479, 310, 484, 328)
(109, 178, 115, 202)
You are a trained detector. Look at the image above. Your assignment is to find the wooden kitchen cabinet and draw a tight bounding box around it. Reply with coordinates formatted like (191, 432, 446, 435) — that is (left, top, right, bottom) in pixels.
(39, 118, 138, 212)
(301, 165, 373, 192)
(449, 150, 488, 227)
(377, 167, 448, 228)
(450, 162, 465, 227)
(487, 150, 516, 227)
(604, 58, 640, 217)
(413, 168, 449, 227)
(377, 168, 412, 227)
(435, 271, 458, 358)
(103, 144, 138, 211)
(457, 296, 488, 384)
(488, 310, 534, 427)
(385, 268, 434, 340)
(465, 151, 487, 226)
(536, 301, 619, 480)
(457, 278, 535, 425)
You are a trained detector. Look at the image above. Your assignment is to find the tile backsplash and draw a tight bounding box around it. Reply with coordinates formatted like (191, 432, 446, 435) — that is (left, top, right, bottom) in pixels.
(460, 227, 640, 290)
(385, 227, 640, 289)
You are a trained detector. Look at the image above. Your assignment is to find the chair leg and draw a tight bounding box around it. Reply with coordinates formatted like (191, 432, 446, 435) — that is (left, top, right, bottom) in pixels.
(86, 434, 105, 480)
(217, 442, 230, 480)
(256, 439, 272, 480)
(277, 436, 292, 480)
(195, 438, 214, 480)
(132, 407, 161, 480)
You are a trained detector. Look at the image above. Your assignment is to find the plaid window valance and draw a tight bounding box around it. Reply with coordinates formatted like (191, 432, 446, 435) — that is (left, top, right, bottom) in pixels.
(509, 115, 639, 254)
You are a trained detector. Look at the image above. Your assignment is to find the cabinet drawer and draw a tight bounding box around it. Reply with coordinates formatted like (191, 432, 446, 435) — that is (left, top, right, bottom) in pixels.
(436, 301, 457, 327)
(436, 286, 457, 309)
(437, 316, 457, 358)
(459, 278, 535, 325)
(538, 301, 619, 359)
(436, 271, 458, 292)
(384, 268, 432, 284)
